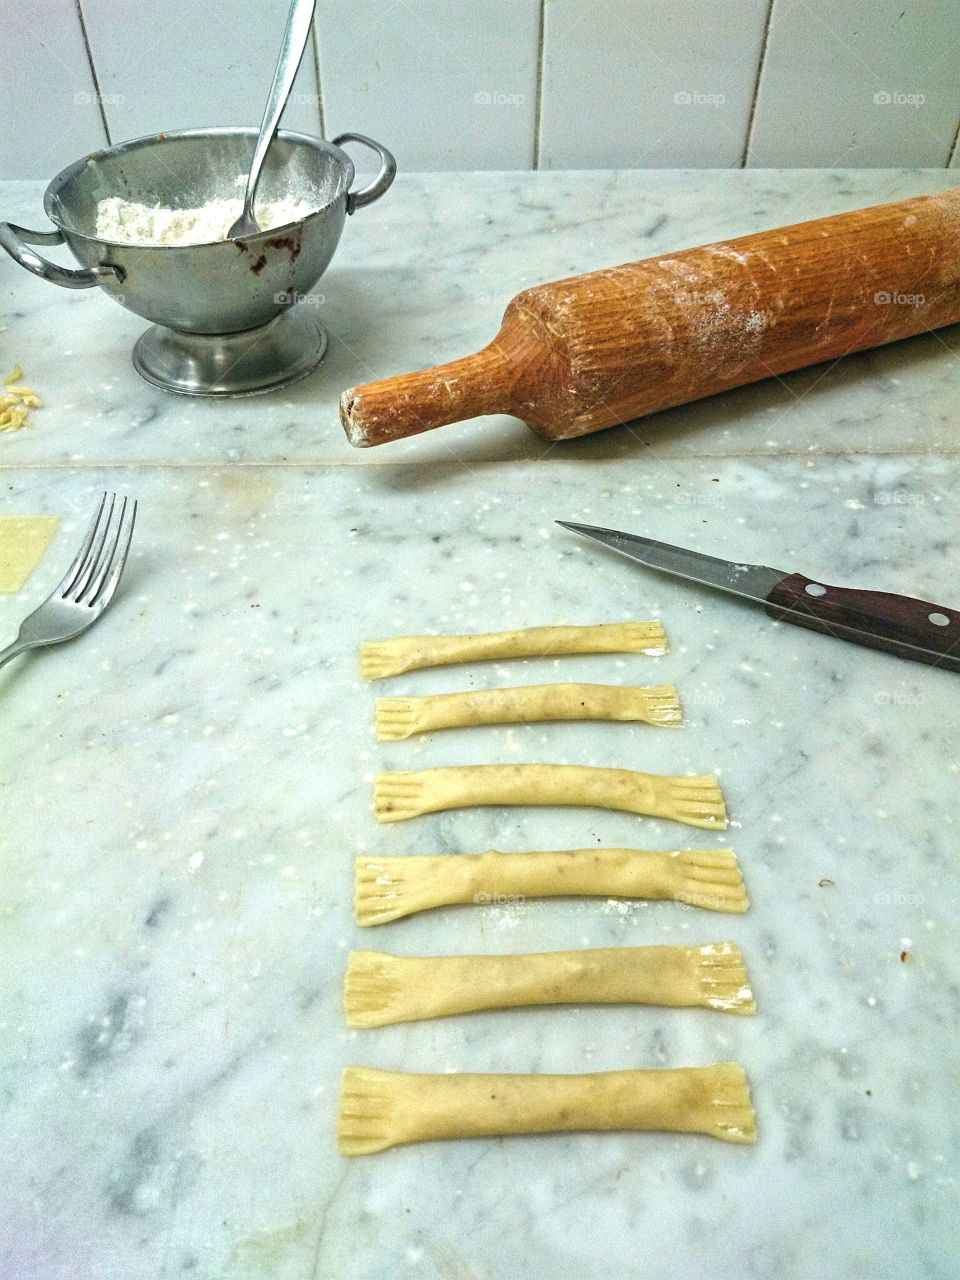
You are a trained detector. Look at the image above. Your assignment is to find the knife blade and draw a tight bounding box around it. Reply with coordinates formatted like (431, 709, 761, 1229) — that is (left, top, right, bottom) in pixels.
(557, 521, 960, 673)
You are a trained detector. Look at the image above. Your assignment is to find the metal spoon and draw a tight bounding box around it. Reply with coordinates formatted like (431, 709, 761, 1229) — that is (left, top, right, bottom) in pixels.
(228, 0, 317, 239)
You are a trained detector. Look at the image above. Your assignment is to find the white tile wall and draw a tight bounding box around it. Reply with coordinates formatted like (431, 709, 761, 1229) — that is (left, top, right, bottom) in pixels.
(0, 0, 107, 182)
(539, 0, 770, 168)
(315, 0, 541, 171)
(748, 0, 960, 167)
(1, 0, 959, 178)
(77, 0, 322, 144)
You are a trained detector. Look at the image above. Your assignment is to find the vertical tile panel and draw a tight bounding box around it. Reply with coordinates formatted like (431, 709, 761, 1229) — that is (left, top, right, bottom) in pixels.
(0, 0, 107, 179)
(79, 0, 322, 143)
(748, 0, 960, 166)
(315, 1, 541, 171)
(539, 0, 770, 169)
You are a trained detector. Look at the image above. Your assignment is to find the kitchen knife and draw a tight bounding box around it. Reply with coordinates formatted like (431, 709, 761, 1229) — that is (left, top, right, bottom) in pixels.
(557, 521, 960, 674)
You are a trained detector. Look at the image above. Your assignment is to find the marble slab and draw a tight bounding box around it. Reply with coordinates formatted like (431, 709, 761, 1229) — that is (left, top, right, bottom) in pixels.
(0, 450, 958, 1280)
(1, 169, 958, 469)
(1, 168, 959, 1280)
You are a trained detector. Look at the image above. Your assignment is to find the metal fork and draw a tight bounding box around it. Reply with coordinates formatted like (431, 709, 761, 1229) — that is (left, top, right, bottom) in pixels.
(0, 492, 137, 671)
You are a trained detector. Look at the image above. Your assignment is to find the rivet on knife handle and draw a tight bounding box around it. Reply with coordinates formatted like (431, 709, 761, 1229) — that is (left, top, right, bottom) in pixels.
(557, 522, 960, 676)
(765, 574, 960, 670)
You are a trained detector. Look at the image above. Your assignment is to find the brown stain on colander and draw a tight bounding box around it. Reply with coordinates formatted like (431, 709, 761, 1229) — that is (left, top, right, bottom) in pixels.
(265, 234, 303, 263)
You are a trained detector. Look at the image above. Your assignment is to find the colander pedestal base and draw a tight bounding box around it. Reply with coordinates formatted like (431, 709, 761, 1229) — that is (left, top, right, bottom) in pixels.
(132, 308, 327, 397)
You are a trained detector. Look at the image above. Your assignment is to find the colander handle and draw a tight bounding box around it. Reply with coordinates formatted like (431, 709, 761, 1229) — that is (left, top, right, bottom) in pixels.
(0, 221, 123, 289)
(333, 133, 397, 214)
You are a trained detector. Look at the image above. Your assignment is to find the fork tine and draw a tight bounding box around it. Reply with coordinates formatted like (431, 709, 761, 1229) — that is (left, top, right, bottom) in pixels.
(83, 495, 127, 605)
(56, 491, 108, 595)
(68, 492, 116, 600)
(89, 498, 137, 609)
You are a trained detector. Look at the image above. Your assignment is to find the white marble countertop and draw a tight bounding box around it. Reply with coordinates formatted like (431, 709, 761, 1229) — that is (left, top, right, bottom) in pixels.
(1, 169, 959, 1280)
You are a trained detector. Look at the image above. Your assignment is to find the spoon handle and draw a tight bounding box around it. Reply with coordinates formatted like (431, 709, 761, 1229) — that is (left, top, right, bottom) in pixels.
(241, 0, 317, 219)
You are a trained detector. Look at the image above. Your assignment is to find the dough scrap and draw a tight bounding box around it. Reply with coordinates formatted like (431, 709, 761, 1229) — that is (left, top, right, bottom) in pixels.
(1, 366, 43, 433)
(354, 847, 748, 925)
(374, 764, 727, 829)
(345, 942, 755, 1027)
(376, 682, 682, 740)
(0, 516, 59, 593)
(338, 1063, 756, 1154)
(360, 621, 667, 680)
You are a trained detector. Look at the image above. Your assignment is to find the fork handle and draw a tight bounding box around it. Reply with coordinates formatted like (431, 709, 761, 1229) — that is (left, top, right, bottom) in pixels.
(0, 639, 31, 671)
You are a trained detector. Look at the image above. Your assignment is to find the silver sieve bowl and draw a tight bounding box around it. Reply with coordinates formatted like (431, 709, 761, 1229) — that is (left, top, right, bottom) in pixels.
(0, 127, 395, 396)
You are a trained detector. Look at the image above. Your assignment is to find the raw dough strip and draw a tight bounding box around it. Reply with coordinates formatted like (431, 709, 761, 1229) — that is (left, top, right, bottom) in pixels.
(345, 943, 755, 1027)
(355, 847, 748, 925)
(338, 1063, 757, 1154)
(374, 764, 727, 829)
(0, 516, 60, 594)
(376, 682, 682, 740)
(360, 621, 667, 680)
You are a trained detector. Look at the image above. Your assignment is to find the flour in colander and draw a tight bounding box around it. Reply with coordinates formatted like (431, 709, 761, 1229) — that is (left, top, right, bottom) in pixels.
(95, 181, 315, 245)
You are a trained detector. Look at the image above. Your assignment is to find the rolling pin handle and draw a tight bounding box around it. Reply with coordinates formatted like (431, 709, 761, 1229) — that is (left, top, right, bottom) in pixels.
(341, 342, 511, 447)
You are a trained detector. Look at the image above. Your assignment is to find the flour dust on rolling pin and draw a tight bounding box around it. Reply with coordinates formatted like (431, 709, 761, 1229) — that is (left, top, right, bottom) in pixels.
(339, 189, 960, 447)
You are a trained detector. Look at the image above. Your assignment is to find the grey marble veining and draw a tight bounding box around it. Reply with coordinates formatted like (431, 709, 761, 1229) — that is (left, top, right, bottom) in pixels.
(1, 456, 959, 1280)
(1, 170, 959, 1280)
(1, 168, 958, 468)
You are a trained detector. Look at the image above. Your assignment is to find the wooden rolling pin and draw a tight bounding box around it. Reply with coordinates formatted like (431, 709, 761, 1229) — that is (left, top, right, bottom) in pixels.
(341, 189, 960, 447)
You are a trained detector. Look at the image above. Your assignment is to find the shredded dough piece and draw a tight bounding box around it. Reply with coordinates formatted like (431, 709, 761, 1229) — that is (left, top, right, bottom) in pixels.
(1, 366, 43, 433)
(0, 516, 59, 593)
(376, 682, 682, 740)
(360, 621, 667, 680)
(345, 942, 755, 1027)
(338, 1062, 757, 1154)
(354, 846, 748, 925)
(374, 764, 727, 829)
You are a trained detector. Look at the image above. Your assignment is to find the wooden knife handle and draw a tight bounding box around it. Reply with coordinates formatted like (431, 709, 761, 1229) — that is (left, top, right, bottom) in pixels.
(765, 573, 960, 671)
(342, 188, 960, 447)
